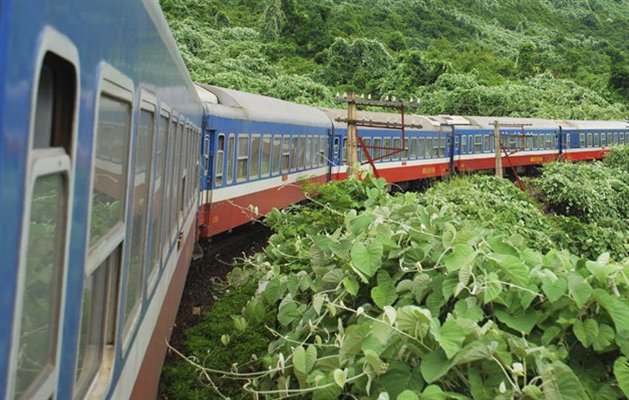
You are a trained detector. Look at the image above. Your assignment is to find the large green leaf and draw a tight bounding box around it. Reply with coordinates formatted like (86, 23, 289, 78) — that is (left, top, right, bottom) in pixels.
(379, 362, 424, 399)
(340, 324, 371, 357)
(541, 277, 567, 303)
(371, 270, 398, 308)
(483, 272, 502, 304)
(567, 273, 593, 309)
(293, 345, 317, 376)
(350, 241, 383, 279)
(420, 349, 452, 383)
(396, 305, 431, 339)
(443, 243, 476, 273)
(613, 357, 629, 398)
(495, 307, 539, 334)
(432, 317, 467, 359)
(347, 212, 375, 236)
(486, 254, 529, 286)
(541, 362, 589, 400)
(593, 289, 629, 337)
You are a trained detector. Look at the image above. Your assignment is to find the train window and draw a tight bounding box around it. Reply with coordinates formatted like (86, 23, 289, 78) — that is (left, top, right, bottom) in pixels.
(594, 132, 600, 147)
(333, 137, 339, 161)
(305, 136, 312, 168)
(319, 136, 326, 165)
(250, 135, 261, 179)
(237, 135, 249, 182)
(299, 136, 307, 169)
(80, 67, 133, 399)
(474, 135, 482, 153)
(149, 112, 169, 280)
(439, 137, 446, 157)
(579, 133, 585, 147)
(613, 132, 619, 145)
(173, 122, 184, 228)
(544, 134, 551, 149)
(373, 137, 381, 160)
(262, 135, 271, 176)
(608, 132, 613, 146)
(409, 138, 417, 159)
(564, 133, 570, 149)
(226, 134, 235, 183)
(75, 245, 121, 399)
(587, 133, 592, 147)
(161, 118, 176, 256)
(89, 95, 131, 248)
(215, 134, 225, 186)
(281, 136, 289, 172)
(460, 135, 466, 154)
(271, 136, 280, 174)
(393, 138, 401, 160)
(290, 137, 298, 171)
(620, 133, 625, 144)
(123, 99, 155, 341)
(417, 137, 424, 158)
(424, 138, 431, 158)
(383, 138, 391, 160)
(484, 135, 491, 152)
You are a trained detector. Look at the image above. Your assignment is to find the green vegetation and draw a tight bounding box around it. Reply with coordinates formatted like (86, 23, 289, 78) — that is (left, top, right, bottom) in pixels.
(161, 0, 629, 119)
(163, 147, 629, 399)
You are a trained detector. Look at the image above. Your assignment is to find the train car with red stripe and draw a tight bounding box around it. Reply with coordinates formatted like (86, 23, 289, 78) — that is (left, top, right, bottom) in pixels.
(195, 85, 332, 238)
(0, 1, 203, 399)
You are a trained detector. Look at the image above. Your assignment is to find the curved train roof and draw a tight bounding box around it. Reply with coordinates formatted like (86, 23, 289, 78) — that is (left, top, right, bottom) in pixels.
(196, 84, 331, 127)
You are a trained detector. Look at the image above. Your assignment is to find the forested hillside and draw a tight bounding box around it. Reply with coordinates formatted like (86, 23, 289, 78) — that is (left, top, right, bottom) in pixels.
(161, 0, 629, 119)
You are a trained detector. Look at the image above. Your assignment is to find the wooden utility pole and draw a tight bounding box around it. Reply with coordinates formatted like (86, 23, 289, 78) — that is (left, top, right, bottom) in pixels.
(346, 92, 358, 177)
(493, 120, 503, 178)
(490, 121, 532, 178)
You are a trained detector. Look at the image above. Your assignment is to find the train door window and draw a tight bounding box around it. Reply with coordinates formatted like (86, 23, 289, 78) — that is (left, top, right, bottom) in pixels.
(290, 137, 298, 171)
(123, 96, 155, 342)
(579, 133, 585, 148)
(236, 135, 249, 182)
(226, 134, 235, 183)
(79, 70, 133, 398)
(564, 133, 570, 149)
(250, 135, 261, 179)
(393, 138, 401, 160)
(203, 133, 210, 178)
(261, 135, 271, 176)
(172, 122, 183, 232)
(149, 111, 169, 281)
(333, 137, 339, 161)
(341, 138, 347, 163)
(299, 136, 307, 169)
(13, 47, 77, 400)
(272, 137, 281, 174)
(215, 134, 225, 186)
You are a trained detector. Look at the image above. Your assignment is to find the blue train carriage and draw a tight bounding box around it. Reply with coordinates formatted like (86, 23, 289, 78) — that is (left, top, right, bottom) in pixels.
(562, 119, 629, 162)
(195, 85, 332, 237)
(459, 116, 566, 170)
(322, 108, 456, 181)
(0, 1, 203, 399)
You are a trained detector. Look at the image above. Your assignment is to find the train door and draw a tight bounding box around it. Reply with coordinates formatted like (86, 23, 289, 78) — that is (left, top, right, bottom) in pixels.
(331, 132, 342, 166)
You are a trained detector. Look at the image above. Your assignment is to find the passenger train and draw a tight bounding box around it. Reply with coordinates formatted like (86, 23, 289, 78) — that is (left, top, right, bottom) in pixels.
(1, 1, 627, 399)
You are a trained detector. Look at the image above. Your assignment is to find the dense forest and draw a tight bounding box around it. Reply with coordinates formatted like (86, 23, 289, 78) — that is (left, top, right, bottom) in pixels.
(160, 0, 629, 119)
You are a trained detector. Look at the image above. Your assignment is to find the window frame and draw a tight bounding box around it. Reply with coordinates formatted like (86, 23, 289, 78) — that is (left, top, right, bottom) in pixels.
(79, 63, 134, 400)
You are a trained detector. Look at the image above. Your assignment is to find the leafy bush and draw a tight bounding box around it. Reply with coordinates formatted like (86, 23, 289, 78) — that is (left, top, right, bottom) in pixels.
(604, 144, 629, 172)
(421, 175, 556, 251)
(532, 161, 629, 225)
(183, 176, 629, 399)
